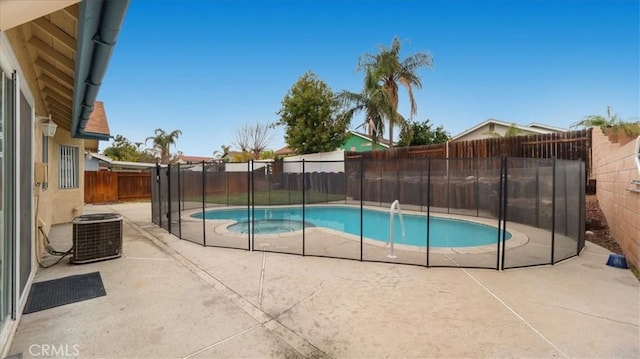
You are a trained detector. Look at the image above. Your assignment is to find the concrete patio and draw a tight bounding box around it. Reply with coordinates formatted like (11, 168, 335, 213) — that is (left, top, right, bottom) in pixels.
(8, 202, 640, 358)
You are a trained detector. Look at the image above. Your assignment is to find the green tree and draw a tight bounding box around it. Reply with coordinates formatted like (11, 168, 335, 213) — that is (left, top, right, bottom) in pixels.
(397, 120, 450, 147)
(572, 106, 640, 137)
(102, 135, 146, 162)
(337, 69, 394, 149)
(145, 128, 183, 164)
(358, 37, 433, 146)
(276, 72, 350, 154)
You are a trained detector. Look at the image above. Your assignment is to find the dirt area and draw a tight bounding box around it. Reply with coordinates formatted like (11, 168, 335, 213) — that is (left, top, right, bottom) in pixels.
(585, 195, 623, 254)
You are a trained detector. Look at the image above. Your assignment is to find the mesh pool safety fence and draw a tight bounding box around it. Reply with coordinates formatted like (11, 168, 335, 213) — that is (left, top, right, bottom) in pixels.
(152, 156, 585, 270)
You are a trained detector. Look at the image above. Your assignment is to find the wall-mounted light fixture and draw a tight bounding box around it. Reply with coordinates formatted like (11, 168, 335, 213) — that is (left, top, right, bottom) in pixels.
(36, 114, 57, 137)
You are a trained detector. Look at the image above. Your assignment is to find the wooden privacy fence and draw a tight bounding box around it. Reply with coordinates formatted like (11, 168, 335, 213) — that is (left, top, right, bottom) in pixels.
(85, 171, 151, 204)
(346, 129, 593, 177)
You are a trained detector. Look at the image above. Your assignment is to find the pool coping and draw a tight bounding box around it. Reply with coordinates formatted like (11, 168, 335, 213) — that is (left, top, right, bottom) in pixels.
(180, 204, 529, 254)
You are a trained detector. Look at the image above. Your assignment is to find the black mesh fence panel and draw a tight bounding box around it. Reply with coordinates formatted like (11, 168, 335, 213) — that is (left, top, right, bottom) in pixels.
(146, 157, 585, 271)
(151, 166, 160, 225)
(179, 163, 205, 246)
(304, 161, 359, 260)
(426, 158, 498, 269)
(201, 162, 250, 250)
(159, 167, 169, 231)
(503, 158, 553, 268)
(252, 160, 303, 255)
(553, 160, 581, 263)
(169, 165, 181, 238)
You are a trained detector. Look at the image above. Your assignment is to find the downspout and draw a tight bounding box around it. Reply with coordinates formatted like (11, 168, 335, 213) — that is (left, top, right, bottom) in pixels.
(72, 0, 129, 140)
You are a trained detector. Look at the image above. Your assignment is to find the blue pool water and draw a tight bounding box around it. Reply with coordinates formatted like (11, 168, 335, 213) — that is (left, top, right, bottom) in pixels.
(192, 206, 510, 248)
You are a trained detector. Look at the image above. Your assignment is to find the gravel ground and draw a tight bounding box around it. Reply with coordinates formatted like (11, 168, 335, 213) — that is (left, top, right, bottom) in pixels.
(585, 195, 623, 254)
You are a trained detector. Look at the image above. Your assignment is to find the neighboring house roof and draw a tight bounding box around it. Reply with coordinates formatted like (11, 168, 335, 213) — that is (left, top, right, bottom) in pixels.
(84, 101, 110, 137)
(177, 155, 216, 163)
(525, 122, 569, 132)
(88, 152, 157, 169)
(450, 119, 564, 141)
(275, 146, 295, 156)
(348, 131, 391, 148)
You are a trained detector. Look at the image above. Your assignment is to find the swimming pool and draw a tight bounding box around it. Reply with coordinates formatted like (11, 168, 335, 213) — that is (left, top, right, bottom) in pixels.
(192, 206, 510, 248)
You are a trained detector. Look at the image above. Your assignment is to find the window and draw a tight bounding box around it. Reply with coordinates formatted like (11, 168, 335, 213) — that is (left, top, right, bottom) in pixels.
(58, 145, 79, 189)
(41, 133, 48, 190)
(488, 123, 495, 132)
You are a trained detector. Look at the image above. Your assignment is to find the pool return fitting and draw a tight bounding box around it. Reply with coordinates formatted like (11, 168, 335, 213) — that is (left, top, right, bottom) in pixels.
(388, 200, 406, 259)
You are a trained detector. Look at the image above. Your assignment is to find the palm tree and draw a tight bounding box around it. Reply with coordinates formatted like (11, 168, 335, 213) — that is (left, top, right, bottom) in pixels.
(337, 69, 395, 148)
(358, 37, 433, 146)
(145, 128, 182, 164)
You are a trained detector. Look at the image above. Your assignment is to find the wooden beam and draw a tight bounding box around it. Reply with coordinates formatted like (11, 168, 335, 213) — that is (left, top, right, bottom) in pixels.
(39, 72, 73, 91)
(31, 17, 75, 52)
(46, 102, 70, 116)
(35, 57, 73, 87)
(42, 86, 72, 104)
(62, 4, 79, 22)
(43, 92, 71, 111)
(42, 84, 72, 101)
(28, 36, 74, 72)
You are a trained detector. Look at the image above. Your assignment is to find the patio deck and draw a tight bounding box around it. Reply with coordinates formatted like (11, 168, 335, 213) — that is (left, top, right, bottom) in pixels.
(8, 202, 639, 358)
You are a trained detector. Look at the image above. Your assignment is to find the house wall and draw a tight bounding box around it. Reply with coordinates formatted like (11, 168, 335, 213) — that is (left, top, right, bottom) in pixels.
(1, 23, 87, 357)
(341, 135, 386, 152)
(591, 128, 640, 269)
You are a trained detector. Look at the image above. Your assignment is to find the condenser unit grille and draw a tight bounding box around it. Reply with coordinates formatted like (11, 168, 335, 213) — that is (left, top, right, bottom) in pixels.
(72, 213, 123, 264)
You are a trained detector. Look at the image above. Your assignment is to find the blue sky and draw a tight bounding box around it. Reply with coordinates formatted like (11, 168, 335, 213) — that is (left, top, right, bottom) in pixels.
(98, 0, 640, 157)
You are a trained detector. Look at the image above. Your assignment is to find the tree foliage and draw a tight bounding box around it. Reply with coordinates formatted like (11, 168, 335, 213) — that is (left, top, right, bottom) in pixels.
(357, 37, 433, 146)
(102, 135, 155, 163)
(145, 128, 182, 164)
(276, 72, 350, 154)
(397, 120, 449, 147)
(572, 106, 640, 137)
(337, 69, 394, 149)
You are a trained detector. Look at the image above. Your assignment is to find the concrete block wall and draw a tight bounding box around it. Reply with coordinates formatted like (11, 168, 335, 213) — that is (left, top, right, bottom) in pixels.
(591, 128, 640, 268)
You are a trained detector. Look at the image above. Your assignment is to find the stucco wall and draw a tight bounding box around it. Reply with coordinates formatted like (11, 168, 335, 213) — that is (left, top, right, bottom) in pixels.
(591, 128, 640, 268)
(36, 126, 86, 234)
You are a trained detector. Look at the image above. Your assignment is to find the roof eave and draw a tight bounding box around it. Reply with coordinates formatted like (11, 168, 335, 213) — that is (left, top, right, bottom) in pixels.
(71, 0, 129, 140)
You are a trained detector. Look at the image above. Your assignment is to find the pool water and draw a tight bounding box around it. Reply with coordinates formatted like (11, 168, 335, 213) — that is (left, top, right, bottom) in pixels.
(228, 219, 314, 234)
(193, 206, 510, 248)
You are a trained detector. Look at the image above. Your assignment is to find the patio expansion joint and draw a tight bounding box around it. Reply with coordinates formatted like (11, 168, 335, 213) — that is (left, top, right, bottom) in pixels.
(462, 268, 570, 359)
(122, 215, 328, 358)
(522, 301, 640, 328)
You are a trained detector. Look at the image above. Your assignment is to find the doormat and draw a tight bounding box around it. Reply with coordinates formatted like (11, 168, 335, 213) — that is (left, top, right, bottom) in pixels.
(23, 272, 106, 314)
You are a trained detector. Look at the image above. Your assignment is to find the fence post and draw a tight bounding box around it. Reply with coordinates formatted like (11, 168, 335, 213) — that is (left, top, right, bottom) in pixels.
(177, 163, 182, 239)
(202, 161, 206, 246)
(167, 164, 172, 234)
(497, 156, 504, 270)
(426, 157, 431, 267)
(360, 157, 364, 261)
(551, 157, 556, 264)
(249, 161, 253, 251)
(302, 159, 306, 256)
(500, 156, 508, 271)
(156, 164, 161, 228)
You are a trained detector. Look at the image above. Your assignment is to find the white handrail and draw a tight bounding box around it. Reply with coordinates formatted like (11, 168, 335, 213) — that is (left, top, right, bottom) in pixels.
(388, 200, 406, 259)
